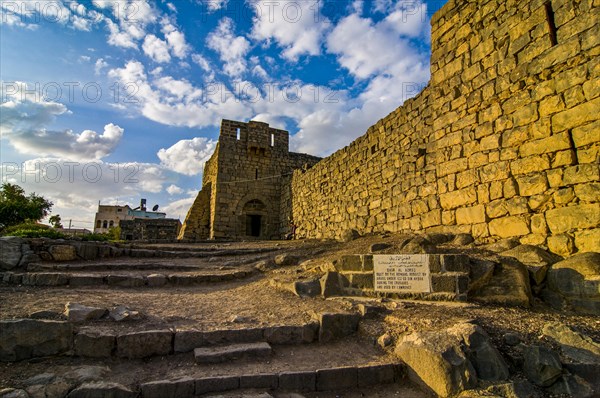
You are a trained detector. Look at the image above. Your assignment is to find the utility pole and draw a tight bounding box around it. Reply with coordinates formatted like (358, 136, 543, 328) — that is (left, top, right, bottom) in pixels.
(68, 220, 72, 230)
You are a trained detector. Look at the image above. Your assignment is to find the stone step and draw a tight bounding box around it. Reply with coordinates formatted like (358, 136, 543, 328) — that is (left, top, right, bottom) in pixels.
(0, 269, 254, 288)
(2, 336, 426, 397)
(194, 342, 272, 364)
(141, 363, 404, 397)
(2, 314, 360, 361)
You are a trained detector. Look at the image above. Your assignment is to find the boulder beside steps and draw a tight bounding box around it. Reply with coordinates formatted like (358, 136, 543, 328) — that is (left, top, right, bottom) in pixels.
(194, 342, 272, 364)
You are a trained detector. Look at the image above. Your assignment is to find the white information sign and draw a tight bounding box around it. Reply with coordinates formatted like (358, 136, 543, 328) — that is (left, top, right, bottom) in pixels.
(373, 254, 432, 293)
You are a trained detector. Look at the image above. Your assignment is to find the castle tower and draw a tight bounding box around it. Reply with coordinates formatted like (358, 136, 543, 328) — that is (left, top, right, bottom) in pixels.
(179, 120, 321, 240)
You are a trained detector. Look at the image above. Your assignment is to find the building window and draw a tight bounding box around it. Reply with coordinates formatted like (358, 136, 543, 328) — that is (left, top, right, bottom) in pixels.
(96, 220, 101, 228)
(109, 220, 114, 228)
(102, 220, 108, 228)
(544, 2, 558, 46)
(236, 127, 241, 140)
(270, 133, 275, 147)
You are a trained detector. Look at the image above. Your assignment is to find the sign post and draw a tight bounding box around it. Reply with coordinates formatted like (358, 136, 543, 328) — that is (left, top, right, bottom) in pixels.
(373, 254, 432, 293)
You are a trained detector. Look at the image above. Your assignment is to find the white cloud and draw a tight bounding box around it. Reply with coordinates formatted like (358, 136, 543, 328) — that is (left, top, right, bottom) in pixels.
(96, 0, 157, 49)
(206, 0, 228, 11)
(162, 195, 195, 220)
(166, 3, 177, 13)
(105, 18, 138, 48)
(95, 58, 109, 75)
(166, 184, 184, 195)
(109, 61, 252, 127)
(207, 17, 250, 77)
(1, 0, 100, 30)
(192, 54, 211, 72)
(143, 34, 171, 63)
(157, 137, 217, 176)
(250, 0, 331, 61)
(1, 82, 124, 160)
(161, 20, 190, 58)
(327, 2, 428, 79)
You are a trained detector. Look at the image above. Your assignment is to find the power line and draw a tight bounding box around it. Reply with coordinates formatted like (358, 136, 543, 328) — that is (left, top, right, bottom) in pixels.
(217, 172, 293, 185)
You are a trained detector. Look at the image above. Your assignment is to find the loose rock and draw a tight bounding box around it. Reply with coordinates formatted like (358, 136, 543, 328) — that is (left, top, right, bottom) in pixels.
(64, 303, 107, 323)
(523, 345, 562, 387)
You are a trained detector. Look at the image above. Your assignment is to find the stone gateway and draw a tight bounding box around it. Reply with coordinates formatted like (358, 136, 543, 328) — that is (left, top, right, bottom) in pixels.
(180, 120, 321, 240)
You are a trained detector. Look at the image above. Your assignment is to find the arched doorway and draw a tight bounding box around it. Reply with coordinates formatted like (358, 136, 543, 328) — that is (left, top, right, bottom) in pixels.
(242, 199, 266, 237)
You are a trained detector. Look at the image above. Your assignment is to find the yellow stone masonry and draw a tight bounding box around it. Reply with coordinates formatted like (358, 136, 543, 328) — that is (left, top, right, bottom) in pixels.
(287, 0, 599, 256)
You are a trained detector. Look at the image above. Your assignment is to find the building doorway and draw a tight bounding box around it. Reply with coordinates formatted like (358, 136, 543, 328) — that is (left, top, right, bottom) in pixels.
(242, 199, 266, 238)
(246, 214, 262, 237)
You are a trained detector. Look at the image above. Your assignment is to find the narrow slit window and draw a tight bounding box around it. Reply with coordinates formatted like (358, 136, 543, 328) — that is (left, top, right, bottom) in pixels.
(544, 2, 558, 46)
(236, 128, 241, 140)
(255, 168, 259, 180)
(270, 133, 275, 147)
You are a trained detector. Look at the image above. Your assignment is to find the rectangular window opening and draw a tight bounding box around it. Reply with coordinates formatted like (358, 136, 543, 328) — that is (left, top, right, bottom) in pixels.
(270, 133, 275, 147)
(544, 2, 558, 46)
(236, 128, 241, 140)
(255, 168, 259, 180)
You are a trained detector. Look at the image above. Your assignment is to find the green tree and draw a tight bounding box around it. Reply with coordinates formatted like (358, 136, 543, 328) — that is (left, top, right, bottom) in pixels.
(0, 183, 53, 230)
(49, 214, 63, 229)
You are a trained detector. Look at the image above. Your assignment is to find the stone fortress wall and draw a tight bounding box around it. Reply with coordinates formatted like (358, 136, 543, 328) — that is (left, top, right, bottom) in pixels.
(180, 120, 321, 240)
(289, 0, 599, 255)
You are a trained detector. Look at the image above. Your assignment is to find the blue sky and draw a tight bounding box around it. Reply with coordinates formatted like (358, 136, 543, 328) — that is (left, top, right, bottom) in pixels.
(1, 0, 443, 229)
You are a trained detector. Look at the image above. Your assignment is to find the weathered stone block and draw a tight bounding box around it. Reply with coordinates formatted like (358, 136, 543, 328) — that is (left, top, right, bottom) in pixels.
(69, 274, 105, 286)
(264, 323, 318, 344)
(194, 342, 271, 364)
(440, 187, 477, 210)
(0, 319, 73, 361)
(489, 216, 531, 238)
(357, 364, 398, 387)
(520, 133, 571, 157)
(107, 275, 145, 287)
(347, 272, 374, 289)
(510, 156, 551, 175)
(0, 237, 24, 270)
(22, 273, 69, 286)
(318, 313, 360, 343)
(316, 367, 358, 391)
(456, 205, 486, 225)
(432, 274, 456, 293)
(278, 371, 316, 391)
(116, 330, 172, 359)
(574, 183, 600, 202)
(141, 377, 195, 398)
(442, 255, 470, 273)
(523, 345, 563, 387)
(74, 330, 115, 358)
(66, 382, 136, 398)
(517, 174, 548, 196)
(552, 97, 600, 132)
(547, 234, 575, 257)
(480, 161, 510, 182)
(572, 120, 600, 147)
(563, 164, 600, 185)
(64, 302, 107, 322)
(239, 373, 278, 389)
(48, 245, 77, 261)
(335, 255, 362, 271)
(574, 229, 600, 253)
(147, 274, 167, 287)
(195, 376, 239, 394)
(545, 204, 600, 233)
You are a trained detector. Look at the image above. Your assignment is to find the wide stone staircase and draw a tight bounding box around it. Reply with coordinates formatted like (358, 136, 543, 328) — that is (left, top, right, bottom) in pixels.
(0, 241, 426, 398)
